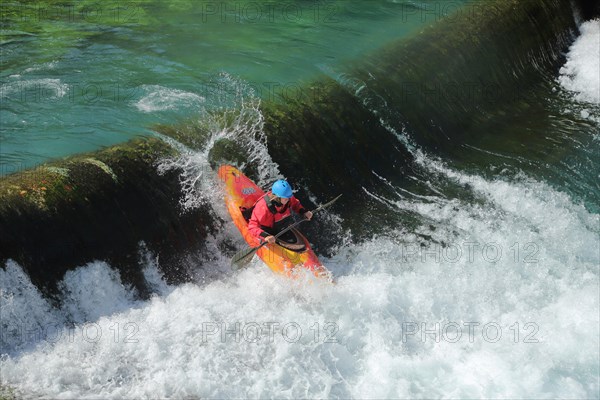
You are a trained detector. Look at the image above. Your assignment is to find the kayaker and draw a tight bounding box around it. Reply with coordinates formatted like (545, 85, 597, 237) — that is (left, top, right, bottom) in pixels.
(248, 180, 313, 244)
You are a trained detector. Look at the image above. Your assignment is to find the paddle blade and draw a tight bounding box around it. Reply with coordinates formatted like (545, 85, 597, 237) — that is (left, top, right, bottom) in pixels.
(316, 194, 342, 212)
(231, 246, 259, 269)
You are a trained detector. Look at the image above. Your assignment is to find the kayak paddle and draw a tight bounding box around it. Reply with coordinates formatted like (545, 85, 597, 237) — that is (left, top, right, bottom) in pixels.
(231, 194, 342, 269)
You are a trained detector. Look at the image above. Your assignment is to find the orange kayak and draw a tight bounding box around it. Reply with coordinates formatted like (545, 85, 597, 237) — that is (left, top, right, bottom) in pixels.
(218, 165, 329, 278)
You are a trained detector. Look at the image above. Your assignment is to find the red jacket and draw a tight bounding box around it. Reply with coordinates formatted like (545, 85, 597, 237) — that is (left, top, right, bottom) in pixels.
(248, 192, 307, 240)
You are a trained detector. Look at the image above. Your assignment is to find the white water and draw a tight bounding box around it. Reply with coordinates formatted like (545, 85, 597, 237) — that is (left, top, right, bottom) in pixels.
(1, 155, 598, 398)
(135, 85, 205, 113)
(2, 20, 600, 400)
(0, 78, 69, 101)
(155, 73, 281, 212)
(558, 18, 600, 124)
(558, 19, 600, 105)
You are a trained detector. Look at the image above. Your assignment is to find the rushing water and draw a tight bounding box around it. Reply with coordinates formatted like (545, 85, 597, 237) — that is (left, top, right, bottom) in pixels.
(1, 1, 599, 399)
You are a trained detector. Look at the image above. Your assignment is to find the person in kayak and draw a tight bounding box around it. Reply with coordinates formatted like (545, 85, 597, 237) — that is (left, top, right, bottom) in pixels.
(248, 179, 313, 244)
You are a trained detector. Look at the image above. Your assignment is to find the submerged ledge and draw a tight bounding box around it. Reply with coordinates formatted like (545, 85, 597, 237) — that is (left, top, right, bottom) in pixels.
(0, 138, 214, 298)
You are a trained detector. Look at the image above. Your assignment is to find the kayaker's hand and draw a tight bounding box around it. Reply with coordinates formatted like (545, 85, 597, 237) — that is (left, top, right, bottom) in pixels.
(304, 211, 313, 220)
(264, 235, 276, 244)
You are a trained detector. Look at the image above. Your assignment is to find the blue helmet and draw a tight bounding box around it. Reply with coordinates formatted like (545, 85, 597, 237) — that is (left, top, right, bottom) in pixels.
(272, 180, 293, 198)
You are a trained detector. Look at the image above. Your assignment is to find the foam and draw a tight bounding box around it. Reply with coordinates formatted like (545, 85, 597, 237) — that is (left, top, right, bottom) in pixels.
(134, 85, 205, 113)
(155, 73, 281, 212)
(0, 261, 63, 355)
(58, 261, 140, 324)
(0, 78, 68, 101)
(2, 77, 598, 398)
(2, 164, 598, 398)
(558, 19, 600, 104)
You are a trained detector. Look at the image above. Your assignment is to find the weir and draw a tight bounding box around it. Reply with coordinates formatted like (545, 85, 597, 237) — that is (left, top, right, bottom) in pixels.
(0, 138, 215, 297)
(0, 0, 584, 296)
(253, 0, 581, 234)
(263, 0, 579, 176)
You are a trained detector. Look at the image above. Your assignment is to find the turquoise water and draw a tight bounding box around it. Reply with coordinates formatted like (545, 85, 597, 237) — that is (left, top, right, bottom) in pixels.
(1, 0, 465, 173)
